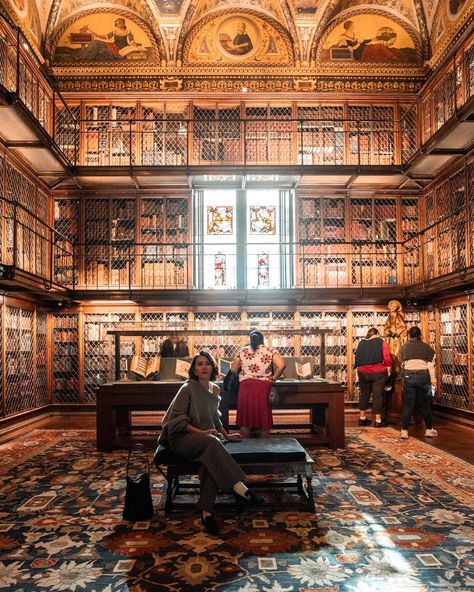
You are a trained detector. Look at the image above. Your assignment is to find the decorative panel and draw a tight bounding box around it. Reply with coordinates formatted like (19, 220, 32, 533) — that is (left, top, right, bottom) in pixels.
(54, 199, 79, 287)
(5, 306, 34, 416)
(84, 198, 110, 288)
(140, 197, 188, 289)
(438, 305, 469, 410)
(52, 313, 79, 403)
(84, 314, 111, 403)
(348, 106, 394, 165)
(36, 312, 48, 406)
(297, 105, 344, 165)
(401, 198, 420, 284)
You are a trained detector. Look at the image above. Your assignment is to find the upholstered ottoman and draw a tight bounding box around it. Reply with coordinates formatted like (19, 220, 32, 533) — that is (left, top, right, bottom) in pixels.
(154, 436, 315, 513)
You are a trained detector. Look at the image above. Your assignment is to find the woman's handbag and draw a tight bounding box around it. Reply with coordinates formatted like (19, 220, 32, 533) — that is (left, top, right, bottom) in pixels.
(223, 370, 240, 395)
(269, 385, 279, 407)
(123, 443, 154, 522)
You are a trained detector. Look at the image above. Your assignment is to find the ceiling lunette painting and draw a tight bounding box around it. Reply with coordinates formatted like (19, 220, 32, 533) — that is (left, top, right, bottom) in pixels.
(0, 0, 472, 92)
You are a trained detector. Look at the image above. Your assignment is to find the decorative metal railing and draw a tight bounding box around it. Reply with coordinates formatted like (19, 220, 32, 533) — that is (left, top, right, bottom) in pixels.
(0, 14, 77, 164)
(400, 31, 474, 161)
(0, 196, 76, 289)
(69, 116, 401, 167)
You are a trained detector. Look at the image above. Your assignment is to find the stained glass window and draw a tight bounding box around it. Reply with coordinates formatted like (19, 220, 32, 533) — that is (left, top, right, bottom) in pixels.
(214, 253, 226, 286)
(207, 205, 233, 235)
(257, 253, 270, 286)
(249, 206, 276, 234)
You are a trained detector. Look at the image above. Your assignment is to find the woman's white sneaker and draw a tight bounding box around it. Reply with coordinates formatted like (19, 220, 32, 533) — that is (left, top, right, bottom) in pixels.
(425, 428, 438, 437)
(400, 429, 409, 439)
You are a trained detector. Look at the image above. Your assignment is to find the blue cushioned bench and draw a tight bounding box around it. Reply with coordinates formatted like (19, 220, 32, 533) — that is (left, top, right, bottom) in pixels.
(154, 436, 315, 513)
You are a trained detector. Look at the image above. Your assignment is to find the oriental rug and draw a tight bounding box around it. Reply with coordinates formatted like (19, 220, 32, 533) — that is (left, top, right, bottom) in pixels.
(0, 427, 473, 592)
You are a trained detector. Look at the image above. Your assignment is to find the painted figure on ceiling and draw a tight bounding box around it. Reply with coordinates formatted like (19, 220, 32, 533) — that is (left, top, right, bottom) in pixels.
(327, 17, 418, 64)
(220, 22, 253, 55)
(76, 17, 142, 60)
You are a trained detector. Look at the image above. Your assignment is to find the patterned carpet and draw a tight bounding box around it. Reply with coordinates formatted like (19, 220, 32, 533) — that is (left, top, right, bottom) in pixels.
(0, 428, 473, 591)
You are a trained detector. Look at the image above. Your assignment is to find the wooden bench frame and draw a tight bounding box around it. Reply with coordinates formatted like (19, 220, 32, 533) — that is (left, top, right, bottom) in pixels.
(154, 442, 316, 514)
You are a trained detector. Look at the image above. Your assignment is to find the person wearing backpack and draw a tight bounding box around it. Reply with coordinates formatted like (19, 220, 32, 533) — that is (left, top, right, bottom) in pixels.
(354, 327, 392, 427)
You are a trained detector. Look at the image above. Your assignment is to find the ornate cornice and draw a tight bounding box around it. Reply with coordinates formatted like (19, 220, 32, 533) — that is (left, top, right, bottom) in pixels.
(55, 73, 423, 93)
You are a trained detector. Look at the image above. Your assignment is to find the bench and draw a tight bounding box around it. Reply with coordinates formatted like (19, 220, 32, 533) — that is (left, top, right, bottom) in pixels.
(154, 436, 316, 513)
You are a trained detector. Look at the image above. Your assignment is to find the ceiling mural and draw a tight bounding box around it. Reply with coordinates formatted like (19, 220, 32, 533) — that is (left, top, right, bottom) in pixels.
(51, 11, 159, 65)
(2, 0, 43, 48)
(185, 10, 293, 65)
(430, 0, 473, 61)
(155, 0, 186, 14)
(320, 14, 420, 66)
(0, 0, 472, 89)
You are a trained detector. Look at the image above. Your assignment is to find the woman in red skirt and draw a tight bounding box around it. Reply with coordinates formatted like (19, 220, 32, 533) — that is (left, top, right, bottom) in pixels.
(231, 331, 286, 438)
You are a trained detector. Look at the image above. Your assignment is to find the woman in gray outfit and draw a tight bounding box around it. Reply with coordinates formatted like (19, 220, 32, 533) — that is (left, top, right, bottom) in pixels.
(159, 351, 264, 535)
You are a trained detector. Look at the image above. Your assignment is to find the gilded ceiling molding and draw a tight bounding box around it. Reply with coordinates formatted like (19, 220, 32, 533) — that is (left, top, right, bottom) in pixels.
(429, 1, 473, 67)
(279, 0, 300, 63)
(49, 7, 164, 66)
(44, 0, 62, 56)
(55, 73, 423, 93)
(413, 0, 432, 60)
(309, 0, 338, 64)
(160, 24, 181, 63)
(175, 0, 199, 60)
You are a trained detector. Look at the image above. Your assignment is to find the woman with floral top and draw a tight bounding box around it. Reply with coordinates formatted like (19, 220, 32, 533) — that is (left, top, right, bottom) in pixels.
(230, 331, 286, 438)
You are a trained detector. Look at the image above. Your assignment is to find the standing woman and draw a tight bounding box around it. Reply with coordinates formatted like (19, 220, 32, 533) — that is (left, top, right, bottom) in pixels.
(354, 327, 392, 427)
(159, 351, 264, 536)
(399, 326, 438, 439)
(231, 331, 286, 438)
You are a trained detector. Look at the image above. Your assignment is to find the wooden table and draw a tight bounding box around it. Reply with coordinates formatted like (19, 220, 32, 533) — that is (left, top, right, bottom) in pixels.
(96, 379, 345, 451)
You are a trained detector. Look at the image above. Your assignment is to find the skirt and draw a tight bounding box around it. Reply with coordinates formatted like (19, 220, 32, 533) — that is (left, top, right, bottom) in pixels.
(236, 378, 273, 430)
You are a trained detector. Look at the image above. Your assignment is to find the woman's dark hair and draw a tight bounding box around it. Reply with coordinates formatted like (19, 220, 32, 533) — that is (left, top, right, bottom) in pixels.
(408, 326, 422, 340)
(160, 338, 175, 357)
(188, 351, 218, 381)
(249, 330, 264, 351)
(366, 327, 379, 339)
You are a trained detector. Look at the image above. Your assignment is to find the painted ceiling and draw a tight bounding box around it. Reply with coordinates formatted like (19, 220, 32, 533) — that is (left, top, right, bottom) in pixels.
(0, 0, 472, 87)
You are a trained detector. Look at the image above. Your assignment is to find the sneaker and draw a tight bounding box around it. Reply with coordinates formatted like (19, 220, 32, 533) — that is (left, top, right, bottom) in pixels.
(358, 418, 372, 426)
(374, 421, 388, 428)
(400, 429, 409, 439)
(235, 489, 265, 506)
(425, 428, 438, 437)
(201, 514, 220, 536)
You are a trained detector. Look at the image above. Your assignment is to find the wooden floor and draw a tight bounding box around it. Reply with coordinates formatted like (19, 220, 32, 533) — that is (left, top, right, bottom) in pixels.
(1, 411, 473, 464)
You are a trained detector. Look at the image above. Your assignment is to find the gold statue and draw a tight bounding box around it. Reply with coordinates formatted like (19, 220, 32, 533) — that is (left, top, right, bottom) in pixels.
(383, 299, 408, 368)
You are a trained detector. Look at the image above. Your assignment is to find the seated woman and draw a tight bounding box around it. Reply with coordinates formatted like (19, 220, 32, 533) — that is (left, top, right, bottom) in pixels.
(159, 351, 264, 536)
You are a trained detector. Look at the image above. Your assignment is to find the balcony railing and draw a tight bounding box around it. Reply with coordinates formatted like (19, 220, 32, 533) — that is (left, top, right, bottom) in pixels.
(0, 196, 76, 289)
(0, 14, 77, 164)
(400, 30, 474, 161)
(2, 13, 474, 171)
(67, 116, 401, 168)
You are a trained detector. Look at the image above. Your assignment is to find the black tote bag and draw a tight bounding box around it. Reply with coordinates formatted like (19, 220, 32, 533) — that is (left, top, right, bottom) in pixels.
(123, 443, 154, 522)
